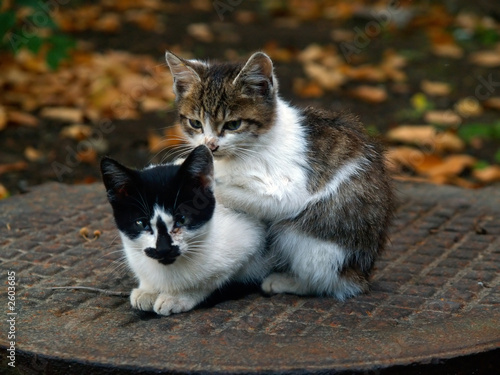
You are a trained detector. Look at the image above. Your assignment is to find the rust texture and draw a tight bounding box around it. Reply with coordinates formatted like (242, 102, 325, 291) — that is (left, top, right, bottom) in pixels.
(0, 181, 499, 374)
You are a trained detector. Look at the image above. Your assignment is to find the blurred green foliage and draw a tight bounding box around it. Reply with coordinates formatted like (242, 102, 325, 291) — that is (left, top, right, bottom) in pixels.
(458, 121, 500, 143)
(0, 0, 75, 69)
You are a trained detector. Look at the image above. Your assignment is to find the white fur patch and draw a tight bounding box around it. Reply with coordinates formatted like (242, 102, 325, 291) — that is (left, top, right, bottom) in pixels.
(308, 157, 367, 204)
(120, 204, 270, 315)
(215, 98, 311, 220)
(267, 227, 363, 299)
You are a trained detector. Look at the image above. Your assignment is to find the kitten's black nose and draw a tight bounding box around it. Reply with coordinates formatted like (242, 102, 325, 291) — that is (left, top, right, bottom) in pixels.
(211, 145, 219, 152)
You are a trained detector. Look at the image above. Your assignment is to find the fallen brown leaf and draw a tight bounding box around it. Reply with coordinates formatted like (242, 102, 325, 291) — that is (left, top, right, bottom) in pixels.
(187, 23, 214, 43)
(387, 125, 464, 152)
(483, 97, 500, 111)
(7, 110, 39, 127)
(345, 65, 386, 82)
(469, 50, 500, 67)
(0, 161, 29, 175)
(380, 50, 407, 82)
(24, 146, 44, 162)
(387, 125, 435, 145)
(330, 29, 355, 42)
(0, 106, 6, 131)
(293, 79, 324, 98)
(431, 43, 464, 59)
(385, 146, 427, 172)
(304, 62, 346, 90)
(77, 149, 97, 164)
(424, 110, 462, 126)
(420, 80, 451, 96)
(423, 154, 476, 178)
(94, 13, 121, 32)
(473, 165, 500, 183)
(349, 85, 387, 103)
(0, 183, 9, 200)
(40, 107, 84, 123)
(60, 124, 93, 141)
(433, 132, 465, 152)
(454, 97, 483, 117)
(141, 97, 169, 112)
(298, 44, 325, 63)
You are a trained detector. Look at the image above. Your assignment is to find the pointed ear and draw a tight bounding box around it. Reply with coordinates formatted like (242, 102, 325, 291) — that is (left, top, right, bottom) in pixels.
(165, 51, 201, 97)
(233, 52, 276, 98)
(179, 145, 214, 191)
(100, 157, 136, 202)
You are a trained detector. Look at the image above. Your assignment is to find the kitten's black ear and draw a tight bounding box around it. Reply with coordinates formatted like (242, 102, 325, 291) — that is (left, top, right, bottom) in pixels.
(233, 52, 276, 98)
(179, 145, 214, 191)
(165, 51, 201, 97)
(100, 157, 136, 202)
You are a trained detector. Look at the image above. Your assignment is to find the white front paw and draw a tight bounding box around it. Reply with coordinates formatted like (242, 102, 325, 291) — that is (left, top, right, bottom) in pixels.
(130, 288, 158, 311)
(153, 294, 198, 316)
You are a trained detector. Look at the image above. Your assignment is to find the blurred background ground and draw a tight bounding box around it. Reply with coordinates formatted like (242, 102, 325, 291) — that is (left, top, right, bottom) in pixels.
(1, 0, 500, 198)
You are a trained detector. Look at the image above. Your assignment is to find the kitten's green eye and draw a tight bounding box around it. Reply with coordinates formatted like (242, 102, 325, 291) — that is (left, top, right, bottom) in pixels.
(188, 119, 203, 129)
(223, 120, 242, 131)
(174, 215, 187, 228)
(135, 220, 151, 231)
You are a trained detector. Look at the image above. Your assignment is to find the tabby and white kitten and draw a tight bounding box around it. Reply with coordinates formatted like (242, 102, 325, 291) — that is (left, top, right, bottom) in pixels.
(101, 145, 270, 315)
(165, 52, 395, 300)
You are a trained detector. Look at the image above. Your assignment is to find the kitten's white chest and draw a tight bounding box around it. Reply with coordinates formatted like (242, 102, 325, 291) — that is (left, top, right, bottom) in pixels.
(214, 100, 311, 220)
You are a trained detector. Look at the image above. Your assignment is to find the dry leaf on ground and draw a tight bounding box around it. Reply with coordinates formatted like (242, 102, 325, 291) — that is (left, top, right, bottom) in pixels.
(60, 124, 93, 141)
(483, 97, 500, 111)
(0, 106, 6, 131)
(431, 43, 464, 59)
(387, 125, 464, 152)
(469, 50, 500, 67)
(0, 183, 9, 199)
(385, 146, 428, 172)
(187, 23, 214, 43)
(304, 63, 346, 90)
(422, 154, 476, 178)
(40, 107, 84, 123)
(473, 165, 500, 183)
(24, 146, 44, 162)
(7, 110, 39, 127)
(387, 125, 435, 145)
(141, 97, 169, 112)
(420, 80, 451, 96)
(293, 79, 324, 98)
(77, 149, 97, 164)
(348, 85, 387, 103)
(424, 110, 462, 126)
(454, 98, 483, 117)
(0, 161, 29, 175)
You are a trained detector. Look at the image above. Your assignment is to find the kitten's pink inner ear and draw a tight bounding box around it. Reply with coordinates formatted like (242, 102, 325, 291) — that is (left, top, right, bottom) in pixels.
(234, 52, 274, 84)
(165, 52, 201, 95)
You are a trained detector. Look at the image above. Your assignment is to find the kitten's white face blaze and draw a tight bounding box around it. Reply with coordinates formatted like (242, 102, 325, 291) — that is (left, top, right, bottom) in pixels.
(124, 206, 209, 261)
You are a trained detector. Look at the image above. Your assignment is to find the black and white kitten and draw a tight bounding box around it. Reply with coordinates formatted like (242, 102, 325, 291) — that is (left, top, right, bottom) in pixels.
(101, 145, 270, 315)
(165, 52, 395, 300)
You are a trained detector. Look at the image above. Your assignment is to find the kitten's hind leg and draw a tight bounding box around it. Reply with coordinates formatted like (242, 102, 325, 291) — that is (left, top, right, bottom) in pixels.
(261, 272, 309, 295)
(130, 288, 159, 312)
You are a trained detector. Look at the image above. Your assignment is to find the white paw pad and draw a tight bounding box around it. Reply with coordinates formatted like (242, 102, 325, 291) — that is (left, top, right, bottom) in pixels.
(130, 288, 158, 311)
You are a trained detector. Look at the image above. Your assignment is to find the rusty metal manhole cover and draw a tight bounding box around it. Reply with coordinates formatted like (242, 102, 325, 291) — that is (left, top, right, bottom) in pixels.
(1, 182, 499, 373)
